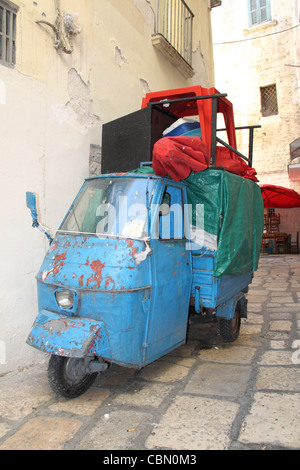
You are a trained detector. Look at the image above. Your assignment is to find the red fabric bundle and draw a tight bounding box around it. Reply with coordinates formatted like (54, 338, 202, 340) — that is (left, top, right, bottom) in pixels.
(215, 147, 258, 182)
(152, 136, 258, 182)
(153, 136, 210, 182)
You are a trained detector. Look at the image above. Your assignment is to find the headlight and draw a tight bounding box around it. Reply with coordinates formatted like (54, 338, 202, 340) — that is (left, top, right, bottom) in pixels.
(55, 290, 74, 310)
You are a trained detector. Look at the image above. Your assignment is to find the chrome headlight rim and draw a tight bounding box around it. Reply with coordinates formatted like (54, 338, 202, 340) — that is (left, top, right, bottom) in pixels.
(55, 289, 75, 310)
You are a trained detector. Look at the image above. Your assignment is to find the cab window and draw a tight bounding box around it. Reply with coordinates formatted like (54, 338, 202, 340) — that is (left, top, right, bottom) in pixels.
(159, 185, 185, 240)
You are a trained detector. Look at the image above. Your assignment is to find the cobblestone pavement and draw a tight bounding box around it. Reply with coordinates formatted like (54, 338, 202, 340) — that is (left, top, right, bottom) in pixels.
(0, 255, 299, 451)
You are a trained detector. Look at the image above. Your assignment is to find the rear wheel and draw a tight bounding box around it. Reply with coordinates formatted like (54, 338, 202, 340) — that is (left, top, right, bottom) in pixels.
(48, 355, 98, 399)
(218, 302, 241, 342)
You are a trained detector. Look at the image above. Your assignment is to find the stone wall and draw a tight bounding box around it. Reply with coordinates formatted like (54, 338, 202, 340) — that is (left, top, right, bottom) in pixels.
(212, 0, 300, 193)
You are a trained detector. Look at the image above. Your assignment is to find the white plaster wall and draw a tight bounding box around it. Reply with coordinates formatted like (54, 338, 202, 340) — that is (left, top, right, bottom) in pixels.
(277, 208, 300, 237)
(0, 66, 90, 372)
(0, 0, 215, 373)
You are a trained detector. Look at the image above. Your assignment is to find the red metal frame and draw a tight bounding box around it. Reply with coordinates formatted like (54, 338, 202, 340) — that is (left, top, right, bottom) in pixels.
(141, 85, 237, 160)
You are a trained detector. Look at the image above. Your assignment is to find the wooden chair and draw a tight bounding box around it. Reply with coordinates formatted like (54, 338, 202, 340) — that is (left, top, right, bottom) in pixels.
(287, 234, 291, 253)
(269, 214, 280, 233)
(291, 232, 299, 254)
(264, 214, 269, 233)
(275, 235, 287, 254)
(261, 238, 269, 253)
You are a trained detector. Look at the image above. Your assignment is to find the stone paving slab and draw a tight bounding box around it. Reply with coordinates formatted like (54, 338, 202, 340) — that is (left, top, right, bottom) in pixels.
(239, 392, 300, 449)
(145, 395, 240, 450)
(0, 255, 299, 451)
(0, 416, 82, 450)
(76, 409, 154, 450)
(256, 366, 300, 391)
(184, 363, 252, 397)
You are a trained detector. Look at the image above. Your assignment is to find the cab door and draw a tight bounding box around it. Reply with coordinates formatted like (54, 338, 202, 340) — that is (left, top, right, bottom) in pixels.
(145, 183, 192, 364)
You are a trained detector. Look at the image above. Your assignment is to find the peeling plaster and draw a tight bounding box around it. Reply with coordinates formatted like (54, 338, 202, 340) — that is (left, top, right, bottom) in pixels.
(52, 68, 101, 132)
(192, 42, 209, 87)
(134, 0, 155, 30)
(67, 68, 100, 129)
(115, 46, 128, 67)
(140, 78, 151, 96)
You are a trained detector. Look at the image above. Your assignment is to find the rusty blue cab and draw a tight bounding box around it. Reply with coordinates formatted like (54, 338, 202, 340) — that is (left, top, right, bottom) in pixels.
(27, 173, 192, 368)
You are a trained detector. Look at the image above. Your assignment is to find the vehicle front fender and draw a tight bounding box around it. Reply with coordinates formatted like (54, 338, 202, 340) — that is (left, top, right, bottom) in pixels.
(26, 310, 111, 359)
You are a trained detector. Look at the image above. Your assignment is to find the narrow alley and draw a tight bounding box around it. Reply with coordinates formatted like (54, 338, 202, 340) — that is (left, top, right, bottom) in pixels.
(0, 255, 299, 451)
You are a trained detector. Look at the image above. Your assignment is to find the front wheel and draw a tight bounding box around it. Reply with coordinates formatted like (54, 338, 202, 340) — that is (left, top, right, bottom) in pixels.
(48, 355, 98, 399)
(218, 302, 241, 343)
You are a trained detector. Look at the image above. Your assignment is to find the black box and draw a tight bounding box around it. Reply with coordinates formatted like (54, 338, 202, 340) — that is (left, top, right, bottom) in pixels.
(101, 105, 177, 174)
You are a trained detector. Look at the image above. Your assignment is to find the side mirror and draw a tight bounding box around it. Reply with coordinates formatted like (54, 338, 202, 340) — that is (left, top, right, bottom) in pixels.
(26, 192, 38, 227)
(26, 192, 53, 244)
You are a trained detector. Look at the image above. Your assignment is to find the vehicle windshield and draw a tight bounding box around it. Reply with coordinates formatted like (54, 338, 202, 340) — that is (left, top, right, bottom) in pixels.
(58, 177, 156, 239)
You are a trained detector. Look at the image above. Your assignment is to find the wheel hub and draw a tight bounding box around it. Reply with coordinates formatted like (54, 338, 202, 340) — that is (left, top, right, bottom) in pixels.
(64, 358, 91, 385)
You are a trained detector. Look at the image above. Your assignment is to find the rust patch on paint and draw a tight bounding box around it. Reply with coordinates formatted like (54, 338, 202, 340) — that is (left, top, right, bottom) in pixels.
(105, 276, 116, 290)
(42, 252, 67, 281)
(86, 260, 106, 287)
(126, 239, 139, 260)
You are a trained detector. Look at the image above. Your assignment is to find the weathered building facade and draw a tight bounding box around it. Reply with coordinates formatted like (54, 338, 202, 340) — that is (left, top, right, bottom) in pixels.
(0, 0, 216, 373)
(212, 0, 300, 238)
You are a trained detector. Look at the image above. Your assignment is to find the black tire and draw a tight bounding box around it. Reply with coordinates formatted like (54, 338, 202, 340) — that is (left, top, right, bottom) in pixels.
(218, 301, 241, 342)
(48, 355, 98, 399)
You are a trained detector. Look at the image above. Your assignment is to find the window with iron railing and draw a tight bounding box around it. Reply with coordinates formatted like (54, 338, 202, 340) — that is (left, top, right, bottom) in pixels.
(0, 1, 17, 67)
(154, 0, 194, 67)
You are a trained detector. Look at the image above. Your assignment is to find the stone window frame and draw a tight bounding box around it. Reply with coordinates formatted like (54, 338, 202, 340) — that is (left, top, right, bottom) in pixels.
(0, 0, 18, 68)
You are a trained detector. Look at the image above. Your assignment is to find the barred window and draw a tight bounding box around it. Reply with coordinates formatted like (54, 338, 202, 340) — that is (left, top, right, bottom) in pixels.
(0, 1, 17, 67)
(260, 84, 278, 117)
(249, 0, 271, 27)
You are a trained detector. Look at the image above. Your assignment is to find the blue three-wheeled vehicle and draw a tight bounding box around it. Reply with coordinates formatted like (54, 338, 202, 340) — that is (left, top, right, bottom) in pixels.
(26, 86, 264, 398)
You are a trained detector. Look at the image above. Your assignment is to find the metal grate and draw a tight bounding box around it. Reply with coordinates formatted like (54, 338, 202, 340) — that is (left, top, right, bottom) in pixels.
(0, 1, 17, 67)
(260, 84, 278, 117)
(155, 0, 194, 66)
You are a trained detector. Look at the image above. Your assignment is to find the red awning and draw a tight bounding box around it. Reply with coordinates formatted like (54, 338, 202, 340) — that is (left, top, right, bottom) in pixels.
(260, 184, 300, 208)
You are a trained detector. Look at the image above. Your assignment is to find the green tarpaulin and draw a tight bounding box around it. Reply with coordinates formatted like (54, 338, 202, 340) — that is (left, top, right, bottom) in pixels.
(131, 167, 264, 278)
(185, 170, 264, 277)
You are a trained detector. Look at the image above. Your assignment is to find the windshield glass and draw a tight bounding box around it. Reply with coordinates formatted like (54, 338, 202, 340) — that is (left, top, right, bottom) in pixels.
(59, 177, 156, 239)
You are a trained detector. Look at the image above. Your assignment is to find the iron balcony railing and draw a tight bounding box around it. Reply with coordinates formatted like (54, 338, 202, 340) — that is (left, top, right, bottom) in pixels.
(154, 0, 194, 66)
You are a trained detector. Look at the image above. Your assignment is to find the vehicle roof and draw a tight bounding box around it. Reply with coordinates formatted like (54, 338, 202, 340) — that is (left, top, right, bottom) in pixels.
(85, 172, 187, 185)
